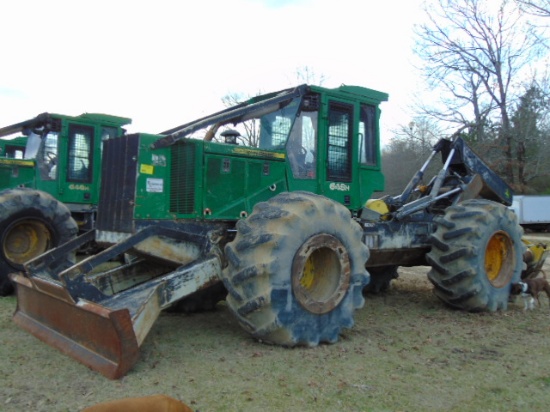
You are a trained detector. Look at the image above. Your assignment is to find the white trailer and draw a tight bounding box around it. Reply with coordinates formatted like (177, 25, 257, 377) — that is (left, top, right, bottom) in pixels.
(510, 195, 550, 232)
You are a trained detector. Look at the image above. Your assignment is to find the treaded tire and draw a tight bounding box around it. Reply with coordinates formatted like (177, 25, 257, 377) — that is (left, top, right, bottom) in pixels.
(221, 191, 369, 347)
(427, 199, 525, 312)
(0, 188, 78, 296)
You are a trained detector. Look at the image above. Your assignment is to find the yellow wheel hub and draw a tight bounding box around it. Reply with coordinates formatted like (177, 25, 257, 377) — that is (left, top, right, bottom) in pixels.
(292, 234, 351, 314)
(3, 220, 51, 266)
(484, 231, 514, 288)
(300, 257, 316, 290)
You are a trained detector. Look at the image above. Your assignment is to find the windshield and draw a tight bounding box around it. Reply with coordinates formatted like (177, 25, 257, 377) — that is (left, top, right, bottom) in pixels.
(258, 97, 301, 150)
(183, 95, 303, 149)
(23, 130, 59, 180)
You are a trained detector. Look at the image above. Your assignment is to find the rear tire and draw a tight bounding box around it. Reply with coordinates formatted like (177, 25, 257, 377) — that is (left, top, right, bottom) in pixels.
(427, 199, 525, 312)
(0, 188, 78, 296)
(222, 191, 369, 346)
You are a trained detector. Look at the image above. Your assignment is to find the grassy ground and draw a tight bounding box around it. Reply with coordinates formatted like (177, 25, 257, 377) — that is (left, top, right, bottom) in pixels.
(2, 243, 550, 411)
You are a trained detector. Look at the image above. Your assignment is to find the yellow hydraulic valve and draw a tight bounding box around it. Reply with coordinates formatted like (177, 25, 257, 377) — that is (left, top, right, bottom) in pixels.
(362, 198, 391, 221)
(365, 199, 390, 214)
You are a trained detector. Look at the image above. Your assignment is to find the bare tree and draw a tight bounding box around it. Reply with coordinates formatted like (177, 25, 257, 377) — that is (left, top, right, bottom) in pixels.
(516, 0, 550, 47)
(218, 92, 261, 147)
(293, 65, 326, 86)
(414, 0, 547, 185)
(510, 83, 550, 191)
(382, 118, 442, 195)
(517, 0, 550, 16)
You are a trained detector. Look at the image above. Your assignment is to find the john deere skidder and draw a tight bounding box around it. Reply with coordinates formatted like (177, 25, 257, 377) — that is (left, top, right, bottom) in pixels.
(10, 84, 540, 379)
(0, 112, 131, 295)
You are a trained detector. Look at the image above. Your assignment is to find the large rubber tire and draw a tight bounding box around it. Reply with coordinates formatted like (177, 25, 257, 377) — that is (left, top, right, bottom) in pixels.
(221, 191, 370, 347)
(427, 199, 525, 312)
(0, 188, 78, 296)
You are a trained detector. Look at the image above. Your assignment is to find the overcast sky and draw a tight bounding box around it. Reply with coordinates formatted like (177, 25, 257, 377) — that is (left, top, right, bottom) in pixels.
(0, 0, 425, 144)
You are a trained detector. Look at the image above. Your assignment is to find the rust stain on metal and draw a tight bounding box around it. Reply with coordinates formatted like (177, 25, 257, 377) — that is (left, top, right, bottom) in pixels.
(11, 273, 139, 380)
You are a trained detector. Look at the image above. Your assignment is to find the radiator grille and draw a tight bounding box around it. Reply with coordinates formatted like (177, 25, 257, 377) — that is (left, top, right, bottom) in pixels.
(170, 142, 195, 214)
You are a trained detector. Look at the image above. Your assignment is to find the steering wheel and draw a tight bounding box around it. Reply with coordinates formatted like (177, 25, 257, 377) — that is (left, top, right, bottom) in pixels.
(45, 151, 57, 165)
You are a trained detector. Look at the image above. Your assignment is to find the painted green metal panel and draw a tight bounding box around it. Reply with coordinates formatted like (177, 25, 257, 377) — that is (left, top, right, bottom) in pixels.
(202, 143, 287, 219)
(0, 112, 131, 211)
(129, 84, 389, 224)
(0, 136, 27, 158)
(131, 135, 290, 221)
(0, 159, 35, 188)
(133, 134, 174, 220)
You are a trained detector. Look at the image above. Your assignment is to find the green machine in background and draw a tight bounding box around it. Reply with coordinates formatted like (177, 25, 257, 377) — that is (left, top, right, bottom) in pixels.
(0, 112, 131, 294)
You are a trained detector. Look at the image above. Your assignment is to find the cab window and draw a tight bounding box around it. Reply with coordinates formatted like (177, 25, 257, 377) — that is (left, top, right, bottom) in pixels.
(327, 102, 353, 182)
(68, 125, 93, 182)
(287, 110, 318, 179)
(258, 96, 302, 150)
(359, 104, 377, 166)
(38, 132, 59, 180)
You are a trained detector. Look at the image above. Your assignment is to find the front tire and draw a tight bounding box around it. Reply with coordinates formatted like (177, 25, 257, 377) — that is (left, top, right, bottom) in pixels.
(222, 191, 369, 346)
(427, 199, 525, 311)
(0, 188, 78, 296)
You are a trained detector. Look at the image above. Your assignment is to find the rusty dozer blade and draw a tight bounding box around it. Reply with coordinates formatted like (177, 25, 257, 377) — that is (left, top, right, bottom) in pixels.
(11, 273, 139, 379)
(10, 226, 223, 379)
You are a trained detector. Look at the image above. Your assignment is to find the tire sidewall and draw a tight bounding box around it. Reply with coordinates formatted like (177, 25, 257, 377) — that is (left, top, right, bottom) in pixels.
(223, 191, 369, 346)
(0, 189, 77, 295)
(470, 205, 524, 304)
(428, 199, 525, 311)
(265, 210, 364, 328)
(258, 204, 365, 286)
(0, 208, 61, 270)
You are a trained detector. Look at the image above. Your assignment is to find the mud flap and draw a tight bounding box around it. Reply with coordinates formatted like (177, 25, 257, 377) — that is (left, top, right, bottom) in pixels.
(11, 273, 139, 379)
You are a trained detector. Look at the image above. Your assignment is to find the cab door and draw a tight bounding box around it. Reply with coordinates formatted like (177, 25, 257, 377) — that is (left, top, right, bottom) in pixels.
(58, 123, 95, 204)
(357, 103, 384, 205)
(285, 94, 321, 194)
(319, 98, 360, 209)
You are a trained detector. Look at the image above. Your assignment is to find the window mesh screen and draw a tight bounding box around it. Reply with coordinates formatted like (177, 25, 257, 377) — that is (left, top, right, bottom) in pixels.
(327, 104, 352, 181)
(68, 126, 93, 182)
(272, 116, 291, 147)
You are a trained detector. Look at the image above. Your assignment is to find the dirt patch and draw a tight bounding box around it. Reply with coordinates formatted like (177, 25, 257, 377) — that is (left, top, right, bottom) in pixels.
(1, 235, 550, 411)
